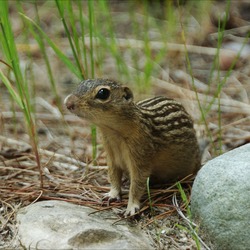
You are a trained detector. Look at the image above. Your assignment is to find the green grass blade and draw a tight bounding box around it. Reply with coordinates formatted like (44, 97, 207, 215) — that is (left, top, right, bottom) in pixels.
(91, 125, 97, 162)
(0, 1, 43, 187)
(0, 69, 24, 109)
(87, 0, 98, 160)
(77, 0, 89, 77)
(176, 182, 191, 217)
(55, 0, 85, 79)
(88, 0, 95, 78)
(147, 177, 154, 215)
(0, 2, 25, 100)
(65, 1, 81, 59)
(33, 3, 62, 112)
(19, 13, 82, 79)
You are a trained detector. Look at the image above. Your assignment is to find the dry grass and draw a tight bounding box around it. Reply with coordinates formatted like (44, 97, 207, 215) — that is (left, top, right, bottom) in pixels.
(0, 130, 196, 248)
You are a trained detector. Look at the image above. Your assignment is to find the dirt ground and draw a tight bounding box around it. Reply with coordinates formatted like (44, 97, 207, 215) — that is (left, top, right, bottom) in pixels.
(1, 1, 250, 249)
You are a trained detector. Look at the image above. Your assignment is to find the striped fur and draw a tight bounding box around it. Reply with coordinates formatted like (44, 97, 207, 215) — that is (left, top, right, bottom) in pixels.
(137, 97, 195, 143)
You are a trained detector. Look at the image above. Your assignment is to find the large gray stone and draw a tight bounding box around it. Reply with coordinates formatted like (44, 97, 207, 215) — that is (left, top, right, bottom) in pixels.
(17, 200, 153, 249)
(191, 144, 250, 250)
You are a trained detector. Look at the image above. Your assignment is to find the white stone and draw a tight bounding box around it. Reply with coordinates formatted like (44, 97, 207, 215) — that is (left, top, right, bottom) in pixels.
(191, 144, 250, 250)
(17, 200, 153, 249)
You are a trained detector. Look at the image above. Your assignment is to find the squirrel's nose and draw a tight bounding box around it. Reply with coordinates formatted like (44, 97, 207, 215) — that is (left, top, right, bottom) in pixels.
(64, 94, 78, 111)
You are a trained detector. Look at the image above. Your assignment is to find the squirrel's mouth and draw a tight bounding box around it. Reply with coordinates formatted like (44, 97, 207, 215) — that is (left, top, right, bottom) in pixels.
(64, 94, 78, 113)
(64, 94, 91, 120)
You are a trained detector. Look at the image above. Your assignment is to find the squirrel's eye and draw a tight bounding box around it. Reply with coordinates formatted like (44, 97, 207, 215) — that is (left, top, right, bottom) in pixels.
(95, 88, 110, 100)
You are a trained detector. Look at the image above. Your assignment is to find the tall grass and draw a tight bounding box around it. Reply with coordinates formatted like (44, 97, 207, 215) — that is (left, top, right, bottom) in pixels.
(178, 0, 247, 156)
(21, 1, 100, 160)
(0, 1, 43, 188)
(1, 0, 239, 163)
(176, 182, 201, 249)
(87, 0, 97, 161)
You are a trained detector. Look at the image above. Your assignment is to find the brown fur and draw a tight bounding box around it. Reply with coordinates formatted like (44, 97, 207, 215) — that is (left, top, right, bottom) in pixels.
(64, 79, 201, 216)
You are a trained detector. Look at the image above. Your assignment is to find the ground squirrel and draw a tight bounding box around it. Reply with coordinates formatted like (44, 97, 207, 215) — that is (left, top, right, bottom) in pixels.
(64, 78, 201, 216)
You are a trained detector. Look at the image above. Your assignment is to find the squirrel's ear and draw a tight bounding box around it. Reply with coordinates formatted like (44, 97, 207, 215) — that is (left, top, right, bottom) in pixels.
(123, 87, 133, 102)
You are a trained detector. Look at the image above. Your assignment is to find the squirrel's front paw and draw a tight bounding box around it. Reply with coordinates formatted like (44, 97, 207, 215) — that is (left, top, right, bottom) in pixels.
(124, 202, 140, 217)
(102, 189, 121, 206)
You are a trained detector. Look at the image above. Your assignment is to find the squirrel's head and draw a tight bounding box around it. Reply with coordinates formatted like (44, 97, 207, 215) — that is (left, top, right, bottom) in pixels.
(64, 79, 134, 125)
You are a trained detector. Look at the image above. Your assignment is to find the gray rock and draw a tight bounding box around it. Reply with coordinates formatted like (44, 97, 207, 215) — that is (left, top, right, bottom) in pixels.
(191, 144, 250, 250)
(17, 200, 153, 249)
